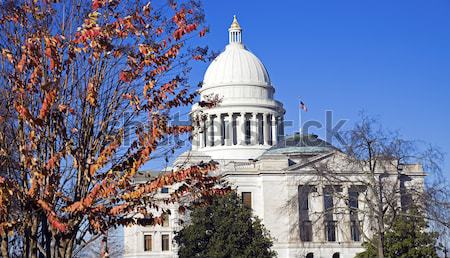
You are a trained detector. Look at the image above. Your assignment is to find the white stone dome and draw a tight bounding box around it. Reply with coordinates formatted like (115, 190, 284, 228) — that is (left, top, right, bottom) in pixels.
(203, 44, 271, 87)
(191, 16, 285, 161)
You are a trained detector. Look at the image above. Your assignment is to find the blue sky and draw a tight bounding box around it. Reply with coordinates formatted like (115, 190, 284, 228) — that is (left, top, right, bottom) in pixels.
(177, 0, 450, 178)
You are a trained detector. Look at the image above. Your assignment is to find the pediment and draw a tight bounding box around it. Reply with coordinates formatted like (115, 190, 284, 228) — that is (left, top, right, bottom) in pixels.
(285, 152, 335, 171)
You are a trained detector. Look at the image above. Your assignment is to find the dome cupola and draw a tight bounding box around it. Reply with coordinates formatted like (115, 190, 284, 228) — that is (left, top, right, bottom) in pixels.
(191, 16, 285, 160)
(228, 15, 242, 44)
(202, 16, 272, 94)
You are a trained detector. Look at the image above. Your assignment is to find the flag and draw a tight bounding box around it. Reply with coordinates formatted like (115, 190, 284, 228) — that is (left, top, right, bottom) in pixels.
(300, 101, 308, 112)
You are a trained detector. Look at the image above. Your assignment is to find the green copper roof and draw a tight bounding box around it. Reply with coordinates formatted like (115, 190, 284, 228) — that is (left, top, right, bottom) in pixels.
(264, 133, 336, 154)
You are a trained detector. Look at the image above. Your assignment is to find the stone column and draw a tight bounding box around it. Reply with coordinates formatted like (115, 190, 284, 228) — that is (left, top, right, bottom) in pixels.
(192, 133, 198, 150)
(271, 115, 278, 145)
(209, 115, 215, 147)
(238, 113, 246, 145)
(199, 118, 205, 148)
(251, 112, 258, 145)
(341, 184, 351, 242)
(230, 113, 235, 146)
(215, 114, 222, 146)
(204, 115, 210, 147)
(191, 114, 198, 150)
(223, 113, 231, 146)
(315, 184, 326, 242)
(263, 113, 270, 145)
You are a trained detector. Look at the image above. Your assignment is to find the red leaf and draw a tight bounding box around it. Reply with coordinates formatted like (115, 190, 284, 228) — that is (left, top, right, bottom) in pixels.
(119, 71, 132, 83)
(199, 27, 208, 37)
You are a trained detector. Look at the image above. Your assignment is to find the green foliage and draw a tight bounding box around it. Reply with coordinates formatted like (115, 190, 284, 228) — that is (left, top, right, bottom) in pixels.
(356, 209, 439, 258)
(174, 192, 276, 258)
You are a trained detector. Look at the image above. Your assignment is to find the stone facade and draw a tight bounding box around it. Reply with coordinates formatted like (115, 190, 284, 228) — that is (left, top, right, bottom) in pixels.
(123, 16, 426, 258)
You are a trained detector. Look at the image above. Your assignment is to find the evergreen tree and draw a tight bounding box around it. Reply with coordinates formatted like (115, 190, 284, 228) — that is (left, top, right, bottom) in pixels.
(356, 209, 440, 258)
(175, 192, 276, 258)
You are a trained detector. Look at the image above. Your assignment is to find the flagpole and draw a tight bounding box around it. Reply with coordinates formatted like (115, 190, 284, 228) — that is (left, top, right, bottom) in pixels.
(298, 97, 302, 135)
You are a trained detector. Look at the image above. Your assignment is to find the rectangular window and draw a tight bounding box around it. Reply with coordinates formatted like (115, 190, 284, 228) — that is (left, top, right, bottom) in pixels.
(162, 213, 169, 227)
(161, 187, 169, 193)
(299, 185, 313, 213)
(161, 234, 170, 251)
(300, 195, 309, 210)
(324, 190, 334, 222)
(324, 192, 333, 211)
(326, 221, 336, 242)
(242, 192, 252, 209)
(349, 191, 359, 210)
(351, 220, 361, 241)
(300, 221, 312, 242)
(144, 235, 152, 251)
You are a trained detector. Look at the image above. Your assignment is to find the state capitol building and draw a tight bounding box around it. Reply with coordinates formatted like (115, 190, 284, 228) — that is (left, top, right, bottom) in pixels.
(123, 16, 426, 258)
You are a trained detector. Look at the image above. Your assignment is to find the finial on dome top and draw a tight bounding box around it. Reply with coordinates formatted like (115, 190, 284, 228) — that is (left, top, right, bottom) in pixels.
(228, 15, 242, 44)
(230, 15, 240, 29)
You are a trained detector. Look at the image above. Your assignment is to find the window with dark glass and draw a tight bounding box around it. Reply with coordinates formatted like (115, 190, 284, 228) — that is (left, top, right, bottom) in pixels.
(306, 253, 314, 258)
(161, 234, 170, 251)
(162, 213, 169, 227)
(324, 191, 333, 212)
(332, 253, 340, 258)
(351, 220, 360, 241)
(400, 180, 412, 211)
(161, 187, 169, 193)
(349, 191, 359, 210)
(326, 221, 336, 242)
(300, 221, 312, 242)
(242, 192, 252, 209)
(300, 194, 309, 211)
(144, 235, 152, 251)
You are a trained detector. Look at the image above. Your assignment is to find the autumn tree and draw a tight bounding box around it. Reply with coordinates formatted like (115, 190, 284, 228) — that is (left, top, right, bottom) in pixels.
(175, 192, 276, 258)
(0, 0, 224, 257)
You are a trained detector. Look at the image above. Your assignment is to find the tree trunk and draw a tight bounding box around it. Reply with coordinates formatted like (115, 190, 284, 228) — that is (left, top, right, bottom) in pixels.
(0, 231, 9, 258)
(41, 214, 51, 258)
(377, 231, 385, 258)
(56, 234, 76, 258)
(30, 216, 39, 258)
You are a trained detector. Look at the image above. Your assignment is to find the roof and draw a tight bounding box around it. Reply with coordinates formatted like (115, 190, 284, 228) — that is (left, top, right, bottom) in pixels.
(202, 44, 271, 87)
(202, 16, 271, 88)
(264, 133, 337, 155)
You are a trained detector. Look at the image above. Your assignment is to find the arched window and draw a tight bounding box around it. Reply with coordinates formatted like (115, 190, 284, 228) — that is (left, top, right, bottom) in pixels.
(306, 253, 314, 258)
(332, 252, 340, 258)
